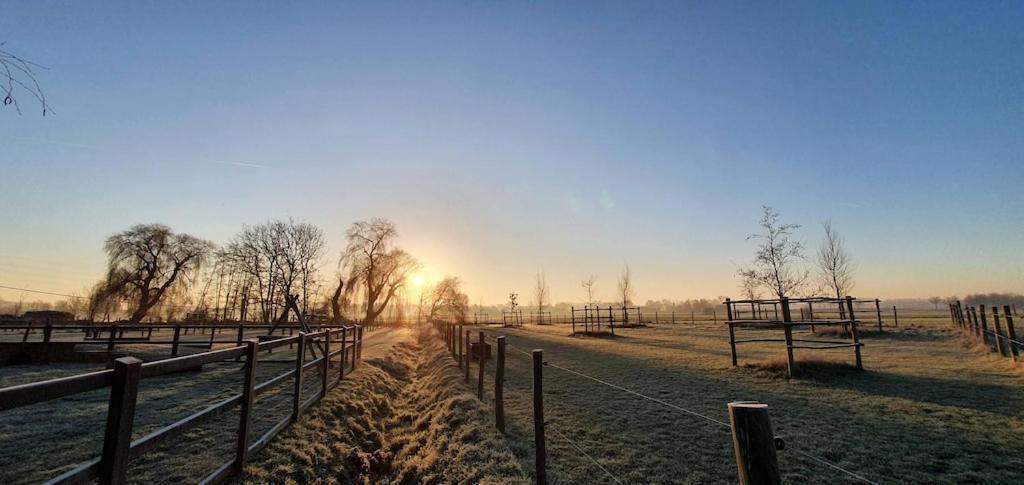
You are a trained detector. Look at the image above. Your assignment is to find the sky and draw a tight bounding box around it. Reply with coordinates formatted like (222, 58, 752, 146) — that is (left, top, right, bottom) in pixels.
(1, 1, 1022, 305)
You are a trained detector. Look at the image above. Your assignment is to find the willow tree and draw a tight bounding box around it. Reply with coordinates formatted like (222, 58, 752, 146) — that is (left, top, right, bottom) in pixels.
(340, 218, 418, 325)
(99, 224, 215, 323)
(427, 276, 470, 323)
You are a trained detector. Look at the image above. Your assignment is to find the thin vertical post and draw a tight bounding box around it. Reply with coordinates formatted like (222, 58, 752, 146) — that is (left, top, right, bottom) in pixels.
(171, 324, 181, 357)
(477, 331, 486, 399)
(99, 357, 142, 485)
(992, 307, 1006, 357)
(781, 298, 794, 378)
(43, 321, 52, 343)
(107, 325, 117, 352)
(321, 331, 331, 395)
(292, 332, 306, 422)
(235, 340, 258, 472)
(728, 401, 781, 485)
(464, 329, 471, 382)
(846, 296, 863, 370)
(532, 349, 547, 485)
(235, 324, 244, 362)
(340, 327, 347, 379)
(893, 306, 899, 327)
(1004, 305, 1019, 359)
(875, 299, 883, 331)
(979, 305, 989, 345)
(726, 298, 737, 366)
(495, 336, 506, 432)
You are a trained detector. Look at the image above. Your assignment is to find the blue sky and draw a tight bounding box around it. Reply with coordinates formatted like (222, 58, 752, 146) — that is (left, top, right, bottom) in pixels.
(1, 1, 1022, 303)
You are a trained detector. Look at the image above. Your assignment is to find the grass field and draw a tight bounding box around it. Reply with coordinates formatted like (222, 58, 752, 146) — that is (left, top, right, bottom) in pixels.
(458, 314, 1024, 484)
(2, 312, 1022, 484)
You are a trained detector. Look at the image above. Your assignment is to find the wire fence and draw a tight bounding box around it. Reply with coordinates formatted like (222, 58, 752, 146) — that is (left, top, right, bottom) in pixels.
(433, 320, 885, 484)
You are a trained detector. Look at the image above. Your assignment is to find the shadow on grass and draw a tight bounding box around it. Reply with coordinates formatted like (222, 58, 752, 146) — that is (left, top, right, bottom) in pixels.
(742, 356, 861, 381)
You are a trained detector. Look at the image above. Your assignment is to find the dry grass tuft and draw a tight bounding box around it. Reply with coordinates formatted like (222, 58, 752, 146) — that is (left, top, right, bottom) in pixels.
(743, 355, 861, 379)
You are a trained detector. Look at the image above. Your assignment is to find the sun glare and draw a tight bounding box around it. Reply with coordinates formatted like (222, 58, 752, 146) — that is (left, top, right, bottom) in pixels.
(411, 274, 424, 287)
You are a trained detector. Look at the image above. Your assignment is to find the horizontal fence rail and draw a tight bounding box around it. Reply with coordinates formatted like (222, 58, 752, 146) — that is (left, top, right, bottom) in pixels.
(0, 324, 366, 484)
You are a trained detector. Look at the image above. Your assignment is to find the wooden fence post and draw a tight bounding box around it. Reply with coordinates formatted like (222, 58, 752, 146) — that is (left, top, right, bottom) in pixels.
(99, 356, 142, 485)
(992, 307, 1007, 357)
(1004, 305, 1019, 360)
(728, 401, 781, 485)
(107, 325, 117, 352)
(893, 306, 899, 327)
(464, 330, 471, 383)
(495, 336, 506, 432)
(846, 296, 863, 370)
(780, 298, 795, 378)
(235, 340, 258, 473)
(457, 324, 463, 368)
(357, 326, 363, 363)
(340, 327, 347, 380)
(292, 332, 306, 422)
(874, 299, 883, 331)
(726, 298, 737, 366)
(979, 305, 990, 345)
(171, 324, 181, 357)
(235, 324, 244, 362)
(321, 331, 330, 396)
(43, 321, 52, 343)
(478, 331, 486, 399)
(532, 350, 547, 485)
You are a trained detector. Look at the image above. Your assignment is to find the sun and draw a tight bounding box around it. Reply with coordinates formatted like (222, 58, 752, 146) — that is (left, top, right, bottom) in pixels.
(411, 274, 424, 287)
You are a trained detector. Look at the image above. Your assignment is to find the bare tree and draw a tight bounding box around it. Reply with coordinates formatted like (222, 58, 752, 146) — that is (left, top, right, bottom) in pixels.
(341, 218, 419, 325)
(739, 271, 759, 300)
(427, 276, 470, 323)
(928, 296, 942, 310)
(581, 275, 597, 306)
(534, 271, 550, 314)
(617, 264, 634, 307)
(816, 220, 855, 302)
(1, 44, 52, 115)
(738, 206, 808, 299)
(98, 224, 215, 323)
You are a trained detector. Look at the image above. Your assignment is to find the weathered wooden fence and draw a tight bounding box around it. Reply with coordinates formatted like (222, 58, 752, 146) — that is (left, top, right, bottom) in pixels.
(0, 325, 364, 484)
(949, 300, 1021, 363)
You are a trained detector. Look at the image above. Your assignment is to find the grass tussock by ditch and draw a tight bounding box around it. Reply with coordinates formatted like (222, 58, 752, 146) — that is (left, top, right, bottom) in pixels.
(742, 355, 861, 380)
(240, 328, 528, 485)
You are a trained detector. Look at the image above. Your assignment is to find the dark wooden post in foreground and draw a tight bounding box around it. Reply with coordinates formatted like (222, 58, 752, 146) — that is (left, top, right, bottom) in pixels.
(292, 332, 306, 422)
(235, 340, 258, 473)
(495, 336, 506, 432)
(728, 401, 781, 485)
(477, 331, 486, 399)
(99, 356, 142, 485)
(532, 350, 547, 485)
(893, 306, 899, 327)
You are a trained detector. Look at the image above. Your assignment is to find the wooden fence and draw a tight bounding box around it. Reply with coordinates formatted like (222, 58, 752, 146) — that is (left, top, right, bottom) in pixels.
(949, 301, 1021, 364)
(0, 325, 364, 484)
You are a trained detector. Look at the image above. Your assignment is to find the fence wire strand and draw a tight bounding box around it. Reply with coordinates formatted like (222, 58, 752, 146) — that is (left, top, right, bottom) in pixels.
(547, 422, 625, 485)
(468, 327, 888, 485)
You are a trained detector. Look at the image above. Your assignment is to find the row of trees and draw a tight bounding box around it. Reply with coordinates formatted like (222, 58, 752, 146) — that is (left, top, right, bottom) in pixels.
(84, 218, 452, 325)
